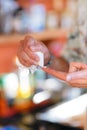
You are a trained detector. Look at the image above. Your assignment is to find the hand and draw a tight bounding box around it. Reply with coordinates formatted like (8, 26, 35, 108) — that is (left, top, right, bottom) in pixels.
(66, 62, 87, 88)
(17, 36, 50, 67)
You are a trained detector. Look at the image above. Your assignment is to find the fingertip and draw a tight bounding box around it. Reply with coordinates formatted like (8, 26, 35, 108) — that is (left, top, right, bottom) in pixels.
(66, 75, 72, 81)
(24, 36, 35, 48)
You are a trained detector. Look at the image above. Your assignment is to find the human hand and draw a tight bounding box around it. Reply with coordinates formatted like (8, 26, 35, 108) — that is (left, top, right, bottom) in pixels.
(41, 62, 87, 88)
(66, 62, 87, 88)
(17, 36, 50, 67)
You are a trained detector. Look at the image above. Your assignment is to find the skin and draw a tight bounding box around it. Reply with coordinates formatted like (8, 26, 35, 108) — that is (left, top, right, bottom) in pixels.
(17, 36, 50, 67)
(66, 62, 87, 88)
(17, 36, 87, 88)
(17, 36, 69, 72)
(42, 62, 87, 88)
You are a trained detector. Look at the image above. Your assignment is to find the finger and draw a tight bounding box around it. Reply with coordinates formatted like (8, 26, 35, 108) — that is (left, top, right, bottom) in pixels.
(30, 42, 49, 62)
(66, 69, 87, 81)
(69, 79, 87, 88)
(70, 78, 87, 84)
(42, 66, 67, 81)
(19, 55, 38, 67)
(23, 36, 37, 50)
(18, 51, 35, 66)
(69, 62, 87, 73)
(18, 57, 31, 67)
(30, 42, 44, 52)
(69, 62, 78, 73)
(22, 38, 39, 62)
(69, 83, 87, 88)
(23, 46, 40, 62)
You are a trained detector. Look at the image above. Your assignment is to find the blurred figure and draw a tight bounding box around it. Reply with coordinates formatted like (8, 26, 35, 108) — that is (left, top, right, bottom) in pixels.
(17, 36, 87, 88)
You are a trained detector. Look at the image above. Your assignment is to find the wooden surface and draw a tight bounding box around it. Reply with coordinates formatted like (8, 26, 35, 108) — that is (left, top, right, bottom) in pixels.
(0, 29, 69, 44)
(0, 44, 18, 74)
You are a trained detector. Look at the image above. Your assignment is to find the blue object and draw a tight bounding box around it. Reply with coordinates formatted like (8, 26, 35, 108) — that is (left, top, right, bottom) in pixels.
(0, 126, 22, 130)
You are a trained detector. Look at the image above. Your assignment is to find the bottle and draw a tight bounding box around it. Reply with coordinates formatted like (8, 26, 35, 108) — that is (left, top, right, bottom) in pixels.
(16, 52, 44, 99)
(29, 52, 44, 74)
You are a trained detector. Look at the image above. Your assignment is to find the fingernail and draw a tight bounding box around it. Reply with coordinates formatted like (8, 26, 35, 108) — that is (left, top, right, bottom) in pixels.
(43, 66, 47, 68)
(66, 75, 71, 81)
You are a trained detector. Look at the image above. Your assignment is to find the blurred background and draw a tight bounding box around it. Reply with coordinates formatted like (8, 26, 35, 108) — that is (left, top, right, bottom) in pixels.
(0, 0, 87, 130)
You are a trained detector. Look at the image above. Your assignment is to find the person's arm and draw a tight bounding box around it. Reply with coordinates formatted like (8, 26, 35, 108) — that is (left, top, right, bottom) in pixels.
(17, 36, 69, 72)
(17, 36, 87, 88)
(47, 56, 69, 72)
(42, 62, 87, 88)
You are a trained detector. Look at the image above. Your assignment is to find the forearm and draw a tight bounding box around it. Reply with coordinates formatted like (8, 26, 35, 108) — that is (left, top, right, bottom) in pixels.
(47, 55, 69, 72)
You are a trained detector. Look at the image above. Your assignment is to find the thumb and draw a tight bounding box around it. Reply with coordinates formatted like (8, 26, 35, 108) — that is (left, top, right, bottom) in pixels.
(66, 69, 87, 81)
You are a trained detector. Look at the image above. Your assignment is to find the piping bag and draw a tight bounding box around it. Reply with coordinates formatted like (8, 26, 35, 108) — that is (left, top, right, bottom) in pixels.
(41, 66, 67, 82)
